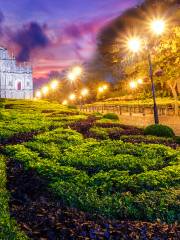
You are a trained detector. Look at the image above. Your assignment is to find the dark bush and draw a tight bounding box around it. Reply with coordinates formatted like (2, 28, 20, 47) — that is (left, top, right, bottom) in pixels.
(103, 113, 119, 120)
(174, 136, 180, 144)
(41, 109, 56, 113)
(144, 124, 175, 138)
(68, 105, 77, 109)
(89, 127, 109, 140)
(4, 104, 14, 109)
(69, 116, 96, 135)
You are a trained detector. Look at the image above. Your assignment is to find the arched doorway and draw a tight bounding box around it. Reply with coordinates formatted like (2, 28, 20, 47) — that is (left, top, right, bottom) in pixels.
(17, 81, 22, 90)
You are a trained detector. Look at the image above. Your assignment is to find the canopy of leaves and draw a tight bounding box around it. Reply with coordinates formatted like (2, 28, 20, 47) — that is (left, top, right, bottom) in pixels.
(97, 0, 180, 81)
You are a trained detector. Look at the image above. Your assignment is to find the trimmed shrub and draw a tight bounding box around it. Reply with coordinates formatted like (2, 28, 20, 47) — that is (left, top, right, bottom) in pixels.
(90, 112, 103, 119)
(144, 124, 175, 138)
(68, 105, 77, 109)
(89, 127, 109, 140)
(103, 113, 119, 120)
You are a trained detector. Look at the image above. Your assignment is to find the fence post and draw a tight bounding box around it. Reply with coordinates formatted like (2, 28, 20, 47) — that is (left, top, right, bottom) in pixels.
(119, 106, 122, 115)
(142, 107, 145, 116)
(129, 107, 132, 116)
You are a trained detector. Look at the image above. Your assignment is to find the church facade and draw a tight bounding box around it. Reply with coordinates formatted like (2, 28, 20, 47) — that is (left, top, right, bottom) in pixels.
(0, 47, 33, 99)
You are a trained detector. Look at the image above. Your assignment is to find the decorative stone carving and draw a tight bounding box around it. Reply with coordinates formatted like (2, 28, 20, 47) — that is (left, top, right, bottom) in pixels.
(0, 47, 33, 99)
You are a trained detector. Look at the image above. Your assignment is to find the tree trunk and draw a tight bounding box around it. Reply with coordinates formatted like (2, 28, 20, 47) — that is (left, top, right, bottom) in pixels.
(169, 82, 179, 116)
(177, 79, 180, 95)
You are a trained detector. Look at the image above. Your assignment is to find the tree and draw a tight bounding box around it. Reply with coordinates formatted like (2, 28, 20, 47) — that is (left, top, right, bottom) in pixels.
(153, 26, 180, 114)
(97, 0, 180, 99)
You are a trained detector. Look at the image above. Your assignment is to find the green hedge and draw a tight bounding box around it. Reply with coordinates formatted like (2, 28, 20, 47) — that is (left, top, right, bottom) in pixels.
(5, 140, 180, 223)
(103, 113, 119, 120)
(89, 127, 109, 140)
(144, 124, 175, 138)
(0, 155, 28, 239)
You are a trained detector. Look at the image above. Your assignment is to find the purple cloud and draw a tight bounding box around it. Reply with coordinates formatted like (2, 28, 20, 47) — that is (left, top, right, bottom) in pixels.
(13, 22, 50, 62)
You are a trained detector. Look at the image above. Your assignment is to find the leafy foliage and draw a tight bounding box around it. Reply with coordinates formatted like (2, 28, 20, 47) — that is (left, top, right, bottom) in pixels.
(5, 137, 180, 222)
(103, 112, 119, 120)
(0, 155, 28, 239)
(1, 99, 180, 227)
(144, 124, 175, 138)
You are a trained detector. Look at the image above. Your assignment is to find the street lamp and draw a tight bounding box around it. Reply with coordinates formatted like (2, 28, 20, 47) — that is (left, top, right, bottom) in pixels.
(127, 38, 141, 53)
(50, 80, 58, 90)
(69, 93, 76, 101)
(127, 19, 166, 124)
(98, 85, 108, 93)
(81, 88, 89, 97)
(98, 86, 104, 93)
(151, 19, 165, 36)
(67, 72, 77, 82)
(35, 90, 41, 98)
(67, 66, 83, 83)
(62, 100, 68, 105)
(129, 81, 138, 89)
(42, 86, 49, 95)
(73, 66, 83, 77)
(80, 88, 89, 107)
(103, 84, 108, 90)
(137, 78, 143, 84)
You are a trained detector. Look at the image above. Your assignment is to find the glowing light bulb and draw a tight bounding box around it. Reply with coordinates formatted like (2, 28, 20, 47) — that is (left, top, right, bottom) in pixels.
(69, 93, 76, 101)
(36, 91, 41, 98)
(51, 80, 58, 90)
(128, 38, 141, 53)
(62, 100, 68, 105)
(151, 19, 165, 35)
(137, 79, 143, 84)
(42, 86, 49, 95)
(81, 88, 89, 97)
(129, 81, 138, 89)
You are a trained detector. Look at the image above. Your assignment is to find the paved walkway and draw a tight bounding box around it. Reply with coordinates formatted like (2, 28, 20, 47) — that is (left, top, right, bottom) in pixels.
(82, 108, 180, 136)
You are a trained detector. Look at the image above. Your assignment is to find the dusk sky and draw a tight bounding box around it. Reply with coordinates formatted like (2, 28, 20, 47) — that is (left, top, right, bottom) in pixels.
(0, 0, 140, 84)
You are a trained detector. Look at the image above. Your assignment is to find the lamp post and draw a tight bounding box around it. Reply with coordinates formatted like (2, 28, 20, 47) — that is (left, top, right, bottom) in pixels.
(50, 80, 58, 90)
(35, 90, 41, 99)
(127, 19, 166, 124)
(67, 66, 83, 83)
(69, 93, 76, 101)
(147, 50, 159, 124)
(80, 88, 89, 107)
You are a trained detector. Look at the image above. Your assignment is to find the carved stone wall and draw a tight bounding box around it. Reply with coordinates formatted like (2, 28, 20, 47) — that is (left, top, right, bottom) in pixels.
(0, 47, 33, 99)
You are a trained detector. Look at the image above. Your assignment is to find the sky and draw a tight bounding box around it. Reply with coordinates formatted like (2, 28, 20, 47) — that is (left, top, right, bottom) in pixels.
(0, 0, 139, 85)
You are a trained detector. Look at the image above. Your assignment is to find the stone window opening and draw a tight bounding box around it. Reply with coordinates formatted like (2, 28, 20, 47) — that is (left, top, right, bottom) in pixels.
(17, 81, 22, 90)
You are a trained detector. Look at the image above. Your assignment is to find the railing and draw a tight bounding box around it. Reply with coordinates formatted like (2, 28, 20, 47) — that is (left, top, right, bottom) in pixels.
(79, 104, 180, 116)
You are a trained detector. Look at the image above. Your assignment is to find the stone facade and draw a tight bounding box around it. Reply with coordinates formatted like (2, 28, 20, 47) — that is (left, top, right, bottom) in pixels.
(0, 47, 33, 99)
